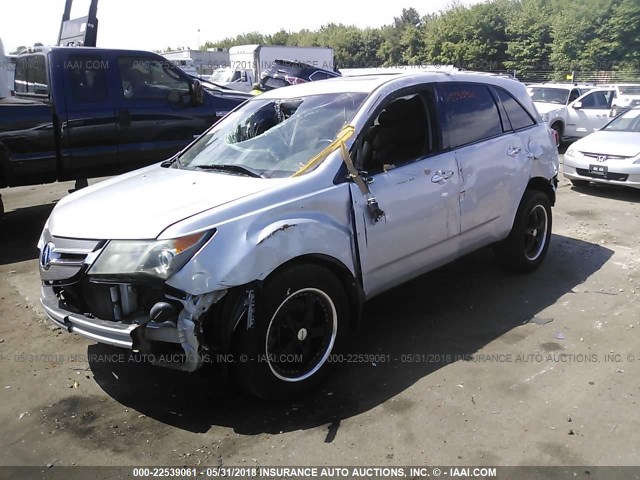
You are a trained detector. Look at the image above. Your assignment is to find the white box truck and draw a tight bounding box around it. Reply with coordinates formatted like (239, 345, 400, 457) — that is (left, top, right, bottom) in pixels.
(0, 38, 10, 98)
(211, 44, 334, 92)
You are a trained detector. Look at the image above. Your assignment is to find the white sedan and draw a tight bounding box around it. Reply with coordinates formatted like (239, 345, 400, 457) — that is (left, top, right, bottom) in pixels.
(563, 107, 640, 189)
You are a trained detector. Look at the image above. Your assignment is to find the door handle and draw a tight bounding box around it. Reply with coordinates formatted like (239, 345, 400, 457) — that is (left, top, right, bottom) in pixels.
(431, 170, 454, 183)
(507, 146, 521, 156)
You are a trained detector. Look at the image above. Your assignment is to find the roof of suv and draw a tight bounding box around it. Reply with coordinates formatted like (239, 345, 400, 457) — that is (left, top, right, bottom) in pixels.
(258, 71, 523, 99)
(527, 83, 594, 90)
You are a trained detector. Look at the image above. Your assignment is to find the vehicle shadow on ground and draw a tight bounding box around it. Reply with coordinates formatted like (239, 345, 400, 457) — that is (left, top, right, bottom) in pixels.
(570, 183, 640, 203)
(88, 234, 612, 436)
(0, 203, 54, 265)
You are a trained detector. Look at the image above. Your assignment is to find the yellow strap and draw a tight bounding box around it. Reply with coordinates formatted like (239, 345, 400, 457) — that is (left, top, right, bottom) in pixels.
(292, 125, 355, 177)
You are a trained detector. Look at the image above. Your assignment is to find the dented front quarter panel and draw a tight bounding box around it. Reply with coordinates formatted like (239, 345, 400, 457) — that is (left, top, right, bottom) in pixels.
(163, 151, 358, 296)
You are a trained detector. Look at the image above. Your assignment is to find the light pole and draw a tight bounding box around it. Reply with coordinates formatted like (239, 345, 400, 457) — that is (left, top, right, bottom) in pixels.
(197, 29, 200, 51)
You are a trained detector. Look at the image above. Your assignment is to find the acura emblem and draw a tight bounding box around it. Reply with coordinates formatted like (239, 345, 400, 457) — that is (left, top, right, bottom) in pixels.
(597, 155, 607, 162)
(40, 242, 55, 270)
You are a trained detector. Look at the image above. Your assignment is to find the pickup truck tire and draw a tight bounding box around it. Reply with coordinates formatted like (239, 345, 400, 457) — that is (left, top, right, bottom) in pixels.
(234, 264, 350, 400)
(495, 190, 552, 273)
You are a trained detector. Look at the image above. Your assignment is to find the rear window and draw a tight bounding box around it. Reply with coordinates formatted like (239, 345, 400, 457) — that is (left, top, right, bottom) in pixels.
(439, 83, 503, 149)
(15, 54, 49, 96)
(619, 86, 640, 95)
(309, 71, 332, 81)
(495, 88, 536, 131)
(261, 76, 289, 90)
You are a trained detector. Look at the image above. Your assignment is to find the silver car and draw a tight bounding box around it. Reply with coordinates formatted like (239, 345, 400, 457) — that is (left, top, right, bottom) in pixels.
(38, 72, 558, 399)
(564, 107, 640, 189)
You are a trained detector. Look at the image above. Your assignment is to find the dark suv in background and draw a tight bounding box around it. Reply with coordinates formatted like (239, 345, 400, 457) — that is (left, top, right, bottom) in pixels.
(259, 59, 340, 91)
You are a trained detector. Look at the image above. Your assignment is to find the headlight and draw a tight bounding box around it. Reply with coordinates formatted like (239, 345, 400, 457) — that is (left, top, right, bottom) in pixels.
(37, 219, 50, 251)
(564, 147, 576, 158)
(89, 230, 214, 280)
(541, 113, 550, 123)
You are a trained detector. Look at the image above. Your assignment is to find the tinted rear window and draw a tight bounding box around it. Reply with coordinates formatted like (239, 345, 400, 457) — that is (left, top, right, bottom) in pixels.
(15, 54, 49, 96)
(495, 88, 535, 131)
(439, 83, 503, 149)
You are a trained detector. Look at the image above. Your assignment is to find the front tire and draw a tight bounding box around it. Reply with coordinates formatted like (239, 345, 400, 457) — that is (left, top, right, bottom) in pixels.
(496, 190, 552, 273)
(233, 264, 350, 400)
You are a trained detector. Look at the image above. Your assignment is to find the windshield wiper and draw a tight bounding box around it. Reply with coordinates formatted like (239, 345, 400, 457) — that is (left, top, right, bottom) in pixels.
(193, 164, 265, 178)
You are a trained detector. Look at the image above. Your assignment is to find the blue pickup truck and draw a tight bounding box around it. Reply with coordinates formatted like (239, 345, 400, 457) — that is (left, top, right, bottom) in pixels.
(0, 46, 250, 214)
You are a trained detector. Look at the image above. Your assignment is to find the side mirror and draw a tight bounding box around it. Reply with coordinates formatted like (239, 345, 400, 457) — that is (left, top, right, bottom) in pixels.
(573, 101, 583, 110)
(191, 79, 204, 106)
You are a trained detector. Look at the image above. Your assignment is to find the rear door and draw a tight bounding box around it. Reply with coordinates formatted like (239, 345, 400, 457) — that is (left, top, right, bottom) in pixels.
(60, 51, 119, 178)
(566, 89, 615, 137)
(438, 82, 525, 243)
(350, 85, 461, 297)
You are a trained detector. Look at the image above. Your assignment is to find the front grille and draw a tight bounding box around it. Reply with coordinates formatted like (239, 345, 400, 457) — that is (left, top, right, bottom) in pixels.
(57, 280, 167, 322)
(576, 168, 629, 182)
(581, 152, 631, 161)
(39, 231, 103, 282)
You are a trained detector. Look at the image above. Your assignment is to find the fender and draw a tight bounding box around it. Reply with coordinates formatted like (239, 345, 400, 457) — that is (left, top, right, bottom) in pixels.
(165, 195, 357, 296)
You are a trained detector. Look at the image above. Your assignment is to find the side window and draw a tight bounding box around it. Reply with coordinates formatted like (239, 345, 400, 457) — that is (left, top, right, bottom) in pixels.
(439, 83, 503, 149)
(309, 71, 330, 81)
(67, 55, 108, 103)
(14, 55, 49, 96)
(357, 91, 434, 173)
(568, 89, 581, 103)
(581, 91, 613, 109)
(118, 56, 190, 101)
(495, 88, 535, 131)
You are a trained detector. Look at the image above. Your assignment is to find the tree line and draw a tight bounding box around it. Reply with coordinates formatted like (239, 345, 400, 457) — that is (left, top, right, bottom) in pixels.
(202, 0, 640, 75)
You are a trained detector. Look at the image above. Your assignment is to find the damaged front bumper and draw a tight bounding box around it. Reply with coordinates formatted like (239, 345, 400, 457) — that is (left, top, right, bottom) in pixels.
(41, 285, 226, 372)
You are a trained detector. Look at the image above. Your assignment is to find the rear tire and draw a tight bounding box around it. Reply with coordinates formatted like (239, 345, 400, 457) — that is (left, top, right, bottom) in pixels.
(496, 190, 552, 273)
(233, 264, 350, 400)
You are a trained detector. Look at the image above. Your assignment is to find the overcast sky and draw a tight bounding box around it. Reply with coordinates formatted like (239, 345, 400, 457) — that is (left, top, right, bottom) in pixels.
(1, 0, 483, 53)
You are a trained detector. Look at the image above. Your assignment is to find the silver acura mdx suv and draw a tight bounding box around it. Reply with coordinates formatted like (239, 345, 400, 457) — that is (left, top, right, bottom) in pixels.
(39, 71, 558, 399)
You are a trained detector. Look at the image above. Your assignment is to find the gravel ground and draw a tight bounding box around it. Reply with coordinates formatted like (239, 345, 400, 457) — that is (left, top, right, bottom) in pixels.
(0, 158, 639, 468)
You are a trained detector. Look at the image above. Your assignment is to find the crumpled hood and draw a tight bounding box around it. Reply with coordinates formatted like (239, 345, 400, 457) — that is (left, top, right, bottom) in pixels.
(572, 131, 640, 158)
(48, 165, 285, 240)
(533, 102, 565, 115)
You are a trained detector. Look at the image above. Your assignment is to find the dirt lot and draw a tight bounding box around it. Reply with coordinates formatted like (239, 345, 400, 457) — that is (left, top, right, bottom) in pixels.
(1, 160, 639, 468)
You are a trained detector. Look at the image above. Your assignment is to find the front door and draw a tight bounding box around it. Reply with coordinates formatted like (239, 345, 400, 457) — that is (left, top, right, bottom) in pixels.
(113, 55, 218, 170)
(566, 90, 615, 137)
(349, 88, 461, 297)
(60, 51, 119, 179)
